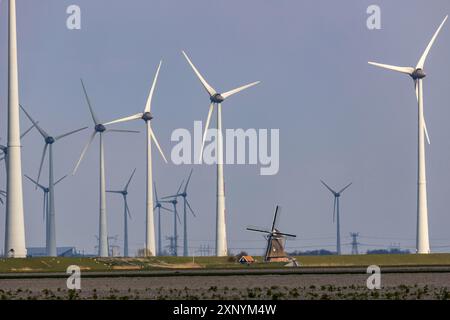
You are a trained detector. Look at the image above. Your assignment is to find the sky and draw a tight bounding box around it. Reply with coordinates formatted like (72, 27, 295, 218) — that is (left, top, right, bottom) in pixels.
(1, 0, 450, 256)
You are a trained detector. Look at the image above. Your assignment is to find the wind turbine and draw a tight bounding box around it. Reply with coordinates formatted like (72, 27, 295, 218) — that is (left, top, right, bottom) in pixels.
(5, 0, 26, 257)
(106, 168, 136, 257)
(153, 182, 172, 256)
(182, 50, 260, 256)
(160, 180, 184, 256)
(24, 174, 67, 251)
(20, 105, 87, 257)
(103, 61, 167, 256)
(162, 169, 196, 256)
(368, 15, 448, 254)
(73, 79, 139, 257)
(320, 180, 352, 255)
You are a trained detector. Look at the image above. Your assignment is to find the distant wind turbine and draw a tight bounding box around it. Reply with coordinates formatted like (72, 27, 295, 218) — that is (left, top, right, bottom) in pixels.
(153, 182, 172, 256)
(24, 174, 67, 251)
(106, 168, 136, 257)
(20, 104, 87, 257)
(160, 180, 184, 256)
(162, 169, 196, 256)
(368, 15, 448, 254)
(321, 180, 352, 255)
(182, 50, 260, 256)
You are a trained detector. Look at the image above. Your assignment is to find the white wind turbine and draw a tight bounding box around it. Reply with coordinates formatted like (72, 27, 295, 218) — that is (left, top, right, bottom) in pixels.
(103, 61, 167, 256)
(182, 50, 260, 256)
(368, 15, 448, 254)
(24, 174, 67, 251)
(321, 180, 352, 255)
(20, 105, 87, 257)
(106, 168, 136, 257)
(73, 79, 138, 257)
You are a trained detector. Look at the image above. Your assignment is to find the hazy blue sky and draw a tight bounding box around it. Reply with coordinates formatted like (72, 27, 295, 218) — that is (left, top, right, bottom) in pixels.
(1, 0, 450, 255)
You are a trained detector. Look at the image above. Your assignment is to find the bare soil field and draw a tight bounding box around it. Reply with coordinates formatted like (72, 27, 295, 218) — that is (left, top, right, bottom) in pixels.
(1, 272, 450, 300)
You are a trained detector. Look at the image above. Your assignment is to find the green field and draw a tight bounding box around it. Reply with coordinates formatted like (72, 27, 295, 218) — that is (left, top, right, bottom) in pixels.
(1, 253, 450, 274)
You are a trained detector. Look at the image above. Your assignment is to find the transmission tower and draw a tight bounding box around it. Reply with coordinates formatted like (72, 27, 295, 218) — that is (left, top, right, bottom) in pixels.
(350, 232, 360, 255)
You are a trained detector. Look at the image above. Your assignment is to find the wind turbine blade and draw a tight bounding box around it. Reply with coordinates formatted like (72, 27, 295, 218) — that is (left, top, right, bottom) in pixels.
(415, 81, 431, 145)
(36, 144, 48, 188)
(0, 197, 3, 205)
(320, 180, 337, 195)
(181, 51, 216, 96)
(199, 103, 214, 162)
(125, 168, 136, 190)
(20, 122, 37, 139)
(161, 194, 179, 200)
(161, 206, 173, 212)
(149, 126, 168, 163)
(55, 127, 88, 141)
(424, 120, 431, 145)
(368, 62, 414, 75)
(221, 81, 260, 100)
(43, 193, 46, 221)
(144, 60, 162, 113)
(106, 190, 122, 194)
(333, 197, 336, 223)
(183, 169, 194, 193)
(416, 15, 448, 69)
(54, 175, 68, 186)
(154, 182, 159, 202)
(106, 129, 140, 134)
(24, 174, 46, 191)
(186, 199, 196, 217)
(104, 113, 142, 126)
(19, 105, 48, 138)
(176, 211, 181, 224)
(80, 79, 99, 125)
(72, 131, 96, 175)
(125, 198, 132, 219)
(338, 182, 352, 194)
(176, 179, 185, 195)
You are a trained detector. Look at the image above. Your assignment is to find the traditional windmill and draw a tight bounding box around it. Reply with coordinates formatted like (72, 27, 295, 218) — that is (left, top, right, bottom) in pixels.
(246, 206, 296, 262)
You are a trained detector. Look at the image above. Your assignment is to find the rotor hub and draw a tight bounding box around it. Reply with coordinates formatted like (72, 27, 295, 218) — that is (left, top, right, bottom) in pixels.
(210, 93, 224, 103)
(45, 136, 55, 144)
(142, 112, 153, 121)
(123, 191, 128, 196)
(412, 68, 426, 79)
(95, 124, 106, 132)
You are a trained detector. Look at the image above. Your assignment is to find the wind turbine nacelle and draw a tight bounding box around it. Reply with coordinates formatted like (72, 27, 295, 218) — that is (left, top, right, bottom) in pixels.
(142, 112, 153, 121)
(210, 93, 224, 103)
(45, 136, 55, 144)
(412, 68, 426, 79)
(95, 124, 106, 133)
